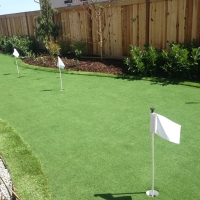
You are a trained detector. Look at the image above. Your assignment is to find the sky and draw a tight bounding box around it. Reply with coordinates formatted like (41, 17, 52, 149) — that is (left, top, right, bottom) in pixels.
(0, 0, 40, 15)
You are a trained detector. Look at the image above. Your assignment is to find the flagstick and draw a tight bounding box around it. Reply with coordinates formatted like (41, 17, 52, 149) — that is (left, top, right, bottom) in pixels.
(151, 131, 155, 197)
(59, 68, 63, 91)
(146, 108, 159, 197)
(15, 58, 20, 74)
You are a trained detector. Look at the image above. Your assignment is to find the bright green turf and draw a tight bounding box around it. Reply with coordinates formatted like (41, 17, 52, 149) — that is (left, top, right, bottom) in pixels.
(0, 118, 51, 200)
(0, 53, 200, 199)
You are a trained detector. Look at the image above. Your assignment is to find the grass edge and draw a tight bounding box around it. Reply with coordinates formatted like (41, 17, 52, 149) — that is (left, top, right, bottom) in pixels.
(0, 118, 52, 200)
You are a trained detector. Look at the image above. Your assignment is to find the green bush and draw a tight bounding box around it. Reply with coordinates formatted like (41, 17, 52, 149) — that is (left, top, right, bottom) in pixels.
(161, 44, 190, 79)
(58, 39, 70, 56)
(0, 35, 7, 51)
(71, 39, 87, 57)
(125, 42, 200, 81)
(124, 45, 144, 75)
(161, 44, 200, 79)
(0, 35, 35, 57)
(45, 40, 60, 58)
(188, 47, 200, 79)
(124, 45, 161, 76)
(142, 44, 160, 76)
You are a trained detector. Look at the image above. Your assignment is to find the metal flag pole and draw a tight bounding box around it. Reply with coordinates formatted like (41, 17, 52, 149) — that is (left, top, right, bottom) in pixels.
(59, 68, 63, 91)
(146, 108, 159, 197)
(15, 57, 20, 74)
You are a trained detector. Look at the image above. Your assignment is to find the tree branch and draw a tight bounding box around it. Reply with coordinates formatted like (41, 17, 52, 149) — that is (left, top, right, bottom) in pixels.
(34, 0, 40, 4)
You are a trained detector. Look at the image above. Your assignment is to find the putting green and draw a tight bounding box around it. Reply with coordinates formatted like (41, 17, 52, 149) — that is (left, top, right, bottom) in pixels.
(0, 53, 200, 199)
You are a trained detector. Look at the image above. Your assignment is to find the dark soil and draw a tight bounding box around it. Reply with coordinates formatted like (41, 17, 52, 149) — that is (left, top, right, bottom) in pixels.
(22, 55, 130, 75)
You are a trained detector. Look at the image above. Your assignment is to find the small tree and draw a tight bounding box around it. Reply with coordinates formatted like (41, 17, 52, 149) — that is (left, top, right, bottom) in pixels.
(34, 0, 59, 44)
(81, 0, 116, 60)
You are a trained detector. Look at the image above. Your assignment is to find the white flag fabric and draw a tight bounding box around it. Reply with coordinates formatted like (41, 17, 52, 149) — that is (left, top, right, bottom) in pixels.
(57, 56, 65, 69)
(150, 113, 181, 144)
(13, 48, 19, 58)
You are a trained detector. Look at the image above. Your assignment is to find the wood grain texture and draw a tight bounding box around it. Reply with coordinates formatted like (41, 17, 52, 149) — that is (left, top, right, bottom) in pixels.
(0, 0, 200, 56)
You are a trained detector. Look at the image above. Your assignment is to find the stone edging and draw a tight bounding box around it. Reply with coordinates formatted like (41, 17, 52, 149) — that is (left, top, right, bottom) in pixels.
(0, 156, 13, 200)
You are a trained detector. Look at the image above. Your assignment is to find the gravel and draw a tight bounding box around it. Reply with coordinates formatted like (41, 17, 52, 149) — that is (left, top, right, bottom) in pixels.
(0, 158, 13, 200)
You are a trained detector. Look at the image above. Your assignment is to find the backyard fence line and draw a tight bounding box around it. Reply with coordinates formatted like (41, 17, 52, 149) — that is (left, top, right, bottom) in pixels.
(0, 0, 200, 57)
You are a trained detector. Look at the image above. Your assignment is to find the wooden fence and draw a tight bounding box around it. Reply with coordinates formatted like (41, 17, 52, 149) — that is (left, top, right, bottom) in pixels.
(0, 0, 200, 57)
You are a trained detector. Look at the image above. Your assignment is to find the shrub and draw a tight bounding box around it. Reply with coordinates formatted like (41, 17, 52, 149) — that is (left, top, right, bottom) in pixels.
(142, 45, 160, 76)
(124, 45, 161, 76)
(125, 42, 200, 81)
(124, 45, 144, 75)
(0, 35, 35, 57)
(161, 44, 190, 79)
(45, 40, 61, 58)
(0, 35, 7, 51)
(58, 40, 70, 56)
(161, 44, 200, 79)
(71, 39, 87, 57)
(188, 47, 200, 79)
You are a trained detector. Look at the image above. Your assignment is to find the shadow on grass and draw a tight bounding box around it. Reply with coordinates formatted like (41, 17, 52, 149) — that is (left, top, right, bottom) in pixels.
(115, 75, 200, 88)
(185, 102, 200, 104)
(149, 77, 182, 86)
(41, 89, 53, 92)
(94, 192, 145, 199)
(115, 75, 143, 81)
(115, 75, 182, 86)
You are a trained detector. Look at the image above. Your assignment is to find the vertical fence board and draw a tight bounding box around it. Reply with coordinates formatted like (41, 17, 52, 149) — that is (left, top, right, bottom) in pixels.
(177, 0, 186, 44)
(0, 17, 8, 36)
(6, 18, 11, 37)
(195, 0, 200, 45)
(132, 5, 139, 47)
(61, 12, 70, 40)
(184, 0, 194, 43)
(122, 5, 129, 56)
(54, 12, 62, 41)
(192, 0, 197, 40)
(111, 7, 122, 56)
(167, 0, 178, 44)
(26, 12, 39, 37)
(91, 10, 99, 55)
(149, 1, 167, 49)
(190, 0, 200, 45)
(138, 3, 146, 48)
(103, 8, 111, 56)
(108, 7, 114, 56)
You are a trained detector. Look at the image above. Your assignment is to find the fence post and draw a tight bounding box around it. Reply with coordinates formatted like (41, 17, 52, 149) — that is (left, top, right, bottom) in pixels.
(5, 15, 9, 36)
(25, 12, 30, 37)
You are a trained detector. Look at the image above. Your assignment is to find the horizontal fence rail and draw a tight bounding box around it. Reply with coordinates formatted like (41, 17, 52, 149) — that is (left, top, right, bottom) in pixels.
(0, 0, 200, 57)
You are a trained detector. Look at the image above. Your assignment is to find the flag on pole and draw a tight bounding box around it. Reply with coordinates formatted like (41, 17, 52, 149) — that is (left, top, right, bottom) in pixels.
(57, 56, 65, 91)
(13, 48, 19, 58)
(13, 48, 20, 74)
(150, 113, 181, 144)
(57, 56, 65, 69)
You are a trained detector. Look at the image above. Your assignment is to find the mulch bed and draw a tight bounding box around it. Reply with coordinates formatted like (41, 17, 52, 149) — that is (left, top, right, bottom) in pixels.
(22, 55, 130, 75)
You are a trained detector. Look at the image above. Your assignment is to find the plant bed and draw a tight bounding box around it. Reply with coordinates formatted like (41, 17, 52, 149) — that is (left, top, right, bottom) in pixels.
(22, 55, 130, 75)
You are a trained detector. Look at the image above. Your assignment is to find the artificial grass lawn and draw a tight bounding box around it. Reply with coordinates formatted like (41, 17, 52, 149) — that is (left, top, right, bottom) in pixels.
(0, 53, 200, 199)
(0, 118, 51, 200)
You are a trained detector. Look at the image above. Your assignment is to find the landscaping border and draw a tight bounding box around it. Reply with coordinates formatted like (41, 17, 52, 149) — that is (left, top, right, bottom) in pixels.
(18, 59, 200, 88)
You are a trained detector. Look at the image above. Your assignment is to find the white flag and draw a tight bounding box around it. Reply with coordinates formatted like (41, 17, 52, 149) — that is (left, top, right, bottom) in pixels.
(13, 48, 19, 57)
(57, 56, 65, 69)
(150, 113, 181, 144)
